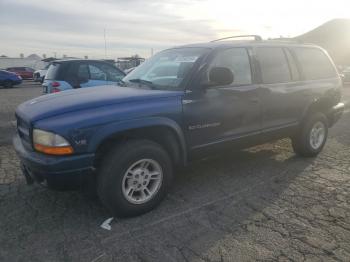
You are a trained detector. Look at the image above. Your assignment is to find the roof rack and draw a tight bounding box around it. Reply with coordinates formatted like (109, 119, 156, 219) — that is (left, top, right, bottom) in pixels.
(211, 35, 262, 42)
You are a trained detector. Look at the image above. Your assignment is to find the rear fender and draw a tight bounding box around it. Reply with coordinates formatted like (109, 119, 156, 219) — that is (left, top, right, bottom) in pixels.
(300, 94, 339, 126)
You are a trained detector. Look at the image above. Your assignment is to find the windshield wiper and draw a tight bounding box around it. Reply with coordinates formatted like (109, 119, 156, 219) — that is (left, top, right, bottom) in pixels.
(128, 78, 155, 89)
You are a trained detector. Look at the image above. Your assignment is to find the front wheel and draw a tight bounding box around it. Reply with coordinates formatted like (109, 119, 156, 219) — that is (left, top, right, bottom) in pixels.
(3, 80, 13, 88)
(291, 113, 328, 157)
(33, 74, 39, 82)
(97, 139, 173, 217)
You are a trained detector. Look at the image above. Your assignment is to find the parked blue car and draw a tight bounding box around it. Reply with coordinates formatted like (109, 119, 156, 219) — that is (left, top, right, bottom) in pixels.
(42, 59, 125, 94)
(0, 70, 22, 88)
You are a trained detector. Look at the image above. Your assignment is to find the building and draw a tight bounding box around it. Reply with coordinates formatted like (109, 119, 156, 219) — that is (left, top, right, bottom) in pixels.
(116, 56, 145, 71)
(0, 54, 48, 70)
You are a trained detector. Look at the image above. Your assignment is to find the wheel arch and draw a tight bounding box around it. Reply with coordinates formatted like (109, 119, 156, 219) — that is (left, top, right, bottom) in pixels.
(300, 96, 335, 126)
(91, 117, 187, 168)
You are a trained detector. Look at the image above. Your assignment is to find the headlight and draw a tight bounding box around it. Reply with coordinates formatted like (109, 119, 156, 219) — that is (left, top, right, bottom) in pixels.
(33, 129, 73, 155)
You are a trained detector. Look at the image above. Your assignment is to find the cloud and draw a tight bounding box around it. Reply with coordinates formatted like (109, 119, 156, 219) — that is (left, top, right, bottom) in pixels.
(1, 0, 348, 58)
(0, 0, 224, 58)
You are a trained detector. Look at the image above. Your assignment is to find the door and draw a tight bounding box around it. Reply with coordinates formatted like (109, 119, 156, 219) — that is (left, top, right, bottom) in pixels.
(255, 46, 304, 131)
(78, 63, 107, 88)
(98, 63, 125, 85)
(75, 63, 91, 88)
(183, 47, 262, 150)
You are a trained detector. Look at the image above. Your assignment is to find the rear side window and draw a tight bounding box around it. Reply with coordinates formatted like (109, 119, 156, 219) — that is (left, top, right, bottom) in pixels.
(210, 48, 252, 85)
(256, 47, 291, 84)
(45, 63, 61, 80)
(293, 47, 336, 80)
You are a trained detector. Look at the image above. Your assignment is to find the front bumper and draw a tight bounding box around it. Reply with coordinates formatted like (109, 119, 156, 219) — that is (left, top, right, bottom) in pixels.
(328, 102, 345, 126)
(13, 134, 95, 188)
(12, 79, 22, 85)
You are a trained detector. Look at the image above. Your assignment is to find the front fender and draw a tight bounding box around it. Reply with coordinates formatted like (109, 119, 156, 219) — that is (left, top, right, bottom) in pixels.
(87, 116, 187, 162)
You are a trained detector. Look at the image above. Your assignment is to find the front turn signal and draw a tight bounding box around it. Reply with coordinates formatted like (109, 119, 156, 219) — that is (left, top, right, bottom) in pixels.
(34, 144, 74, 155)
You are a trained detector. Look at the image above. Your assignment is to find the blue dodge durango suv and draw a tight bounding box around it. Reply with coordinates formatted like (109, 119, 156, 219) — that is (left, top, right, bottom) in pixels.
(14, 36, 344, 217)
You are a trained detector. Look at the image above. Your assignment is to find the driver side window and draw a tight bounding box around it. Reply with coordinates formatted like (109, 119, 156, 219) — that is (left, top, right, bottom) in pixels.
(89, 64, 107, 80)
(210, 48, 252, 85)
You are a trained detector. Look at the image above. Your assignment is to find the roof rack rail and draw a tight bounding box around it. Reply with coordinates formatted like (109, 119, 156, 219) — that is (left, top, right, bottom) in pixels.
(211, 35, 262, 42)
(269, 37, 302, 43)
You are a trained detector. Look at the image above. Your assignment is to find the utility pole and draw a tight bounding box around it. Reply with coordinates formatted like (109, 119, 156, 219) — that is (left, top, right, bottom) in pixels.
(104, 28, 107, 59)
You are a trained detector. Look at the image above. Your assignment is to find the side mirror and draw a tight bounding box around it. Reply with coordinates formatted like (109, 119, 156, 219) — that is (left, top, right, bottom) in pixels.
(203, 67, 234, 88)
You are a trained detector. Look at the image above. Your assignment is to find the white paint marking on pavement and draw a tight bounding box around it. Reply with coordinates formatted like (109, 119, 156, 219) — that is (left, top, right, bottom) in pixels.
(100, 217, 114, 231)
(91, 253, 106, 262)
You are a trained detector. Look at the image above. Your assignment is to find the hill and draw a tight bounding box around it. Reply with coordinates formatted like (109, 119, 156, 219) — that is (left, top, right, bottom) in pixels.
(294, 19, 350, 65)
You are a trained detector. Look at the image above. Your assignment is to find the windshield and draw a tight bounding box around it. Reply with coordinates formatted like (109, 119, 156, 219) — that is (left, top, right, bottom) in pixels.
(123, 47, 209, 90)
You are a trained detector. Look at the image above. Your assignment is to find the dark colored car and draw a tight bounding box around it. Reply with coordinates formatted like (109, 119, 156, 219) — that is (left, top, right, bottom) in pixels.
(13, 36, 344, 217)
(0, 70, 22, 88)
(42, 59, 125, 94)
(6, 67, 35, 79)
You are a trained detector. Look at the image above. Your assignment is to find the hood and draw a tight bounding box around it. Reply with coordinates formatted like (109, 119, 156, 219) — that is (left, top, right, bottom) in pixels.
(16, 85, 183, 123)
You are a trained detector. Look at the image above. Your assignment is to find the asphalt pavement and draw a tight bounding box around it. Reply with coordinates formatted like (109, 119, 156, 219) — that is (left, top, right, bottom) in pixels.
(0, 81, 350, 261)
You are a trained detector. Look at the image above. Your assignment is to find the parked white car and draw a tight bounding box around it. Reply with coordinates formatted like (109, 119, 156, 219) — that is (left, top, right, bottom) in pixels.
(33, 64, 50, 82)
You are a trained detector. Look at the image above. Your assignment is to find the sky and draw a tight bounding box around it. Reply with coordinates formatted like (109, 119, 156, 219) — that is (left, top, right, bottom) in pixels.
(0, 0, 349, 59)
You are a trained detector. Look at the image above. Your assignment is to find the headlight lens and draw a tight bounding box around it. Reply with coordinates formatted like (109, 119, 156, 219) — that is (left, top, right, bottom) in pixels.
(33, 129, 73, 155)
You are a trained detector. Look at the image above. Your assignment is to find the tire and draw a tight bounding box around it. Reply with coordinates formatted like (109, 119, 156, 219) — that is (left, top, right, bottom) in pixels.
(3, 80, 13, 88)
(97, 139, 173, 217)
(291, 113, 328, 157)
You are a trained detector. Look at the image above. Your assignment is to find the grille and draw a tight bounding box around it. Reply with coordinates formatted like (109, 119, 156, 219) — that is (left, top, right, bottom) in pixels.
(16, 115, 32, 150)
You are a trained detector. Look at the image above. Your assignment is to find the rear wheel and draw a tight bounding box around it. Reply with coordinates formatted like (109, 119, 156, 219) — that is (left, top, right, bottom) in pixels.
(291, 113, 328, 157)
(97, 139, 173, 217)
